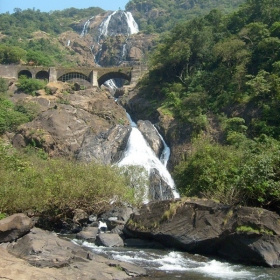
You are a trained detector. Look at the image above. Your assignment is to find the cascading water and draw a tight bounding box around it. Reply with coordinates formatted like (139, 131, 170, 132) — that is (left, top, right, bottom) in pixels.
(98, 11, 117, 38)
(94, 10, 140, 92)
(118, 114, 180, 202)
(80, 16, 95, 37)
(123, 11, 139, 34)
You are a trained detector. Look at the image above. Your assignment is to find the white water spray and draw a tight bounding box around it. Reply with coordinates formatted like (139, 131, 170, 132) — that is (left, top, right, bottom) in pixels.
(123, 11, 139, 34)
(118, 114, 180, 201)
(98, 11, 117, 38)
(80, 16, 95, 37)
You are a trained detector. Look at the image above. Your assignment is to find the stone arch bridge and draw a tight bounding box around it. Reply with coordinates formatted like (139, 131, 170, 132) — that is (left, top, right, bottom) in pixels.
(0, 64, 144, 87)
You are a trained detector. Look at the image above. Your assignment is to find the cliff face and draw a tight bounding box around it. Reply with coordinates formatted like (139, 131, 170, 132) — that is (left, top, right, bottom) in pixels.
(59, 11, 158, 68)
(10, 83, 131, 164)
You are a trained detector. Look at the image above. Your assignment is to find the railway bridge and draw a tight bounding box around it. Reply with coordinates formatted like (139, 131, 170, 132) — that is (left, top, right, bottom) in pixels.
(0, 64, 144, 87)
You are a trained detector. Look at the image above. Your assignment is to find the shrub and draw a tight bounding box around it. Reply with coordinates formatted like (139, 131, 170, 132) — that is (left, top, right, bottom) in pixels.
(0, 141, 139, 217)
(16, 76, 46, 96)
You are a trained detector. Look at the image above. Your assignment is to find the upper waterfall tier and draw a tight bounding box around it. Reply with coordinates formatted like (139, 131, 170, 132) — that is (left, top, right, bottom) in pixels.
(98, 11, 139, 37)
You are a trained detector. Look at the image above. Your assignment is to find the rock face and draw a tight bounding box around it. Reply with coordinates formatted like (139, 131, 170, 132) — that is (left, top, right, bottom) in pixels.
(124, 198, 280, 267)
(137, 120, 163, 157)
(76, 124, 131, 164)
(149, 168, 175, 200)
(69, 11, 157, 67)
(0, 213, 34, 243)
(13, 88, 131, 164)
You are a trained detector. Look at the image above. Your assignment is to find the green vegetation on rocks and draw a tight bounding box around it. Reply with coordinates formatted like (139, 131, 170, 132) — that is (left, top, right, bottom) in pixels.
(0, 141, 140, 218)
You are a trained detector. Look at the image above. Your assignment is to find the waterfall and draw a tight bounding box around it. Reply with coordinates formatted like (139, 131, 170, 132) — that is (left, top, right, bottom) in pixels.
(94, 10, 139, 91)
(80, 16, 95, 37)
(118, 114, 180, 201)
(98, 11, 117, 38)
(123, 11, 139, 34)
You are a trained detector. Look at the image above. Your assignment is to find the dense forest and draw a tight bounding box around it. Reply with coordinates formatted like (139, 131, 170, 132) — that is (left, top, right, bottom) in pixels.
(126, 0, 246, 33)
(138, 0, 280, 212)
(0, 7, 104, 66)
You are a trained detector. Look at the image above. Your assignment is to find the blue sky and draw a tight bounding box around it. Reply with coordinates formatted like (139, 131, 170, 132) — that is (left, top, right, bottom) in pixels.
(0, 0, 129, 14)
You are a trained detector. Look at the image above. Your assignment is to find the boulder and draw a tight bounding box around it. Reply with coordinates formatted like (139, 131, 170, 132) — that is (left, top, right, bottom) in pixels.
(137, 120, 163, 157)
(76, 227, 99, 242)
(0, 213, 33, 243)
(124, 198, 280, 267)
(96, 233, 124, 247)
(149, 168, 175, 200)
(99, 206, 134, 230)
(106, 259, 147, 277)
(73, 209, 88, 225)
(45, 85, 58, 95)
(15, 90, 130, 161)
(3, 227, 145, 279)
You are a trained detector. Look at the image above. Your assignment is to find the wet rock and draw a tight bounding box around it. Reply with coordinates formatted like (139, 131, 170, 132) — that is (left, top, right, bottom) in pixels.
(125, 198, 280, 267)
(76, 227, 99, 242)
(3, 227, 140, 279)
(106, 259, 147, 277)
(124, 238, 164, 249)
(96, 233, 124, 247)
(0, 213, 34, 243)
(149, 168, 175, 201)
(137, 120, 163, 157)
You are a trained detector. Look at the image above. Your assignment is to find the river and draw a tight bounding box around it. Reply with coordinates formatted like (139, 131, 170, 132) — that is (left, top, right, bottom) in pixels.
(73, 239, 280, 280)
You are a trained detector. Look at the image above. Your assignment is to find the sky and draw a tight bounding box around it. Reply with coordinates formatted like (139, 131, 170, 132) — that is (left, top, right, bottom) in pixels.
(0, 0, 129, 14)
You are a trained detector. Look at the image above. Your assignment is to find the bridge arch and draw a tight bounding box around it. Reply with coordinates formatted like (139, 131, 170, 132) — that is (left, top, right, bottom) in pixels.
(98, 71, 131, 87)
(58, 72, 90, 83)
(18, 70, 32, 78)
(36, 70, 49, 80)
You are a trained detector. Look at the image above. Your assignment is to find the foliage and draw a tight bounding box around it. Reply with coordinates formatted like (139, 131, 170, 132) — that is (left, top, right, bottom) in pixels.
(0, 141, 139, 216)
(126, 0, 246, 33)
(0, 78, 8, 92)
(16, 76, 47, 95)
(0, 7, 104, 67)
(0, 94, 38, 134)
(174, 135, 280, 208)
(0, 44, 26, 64)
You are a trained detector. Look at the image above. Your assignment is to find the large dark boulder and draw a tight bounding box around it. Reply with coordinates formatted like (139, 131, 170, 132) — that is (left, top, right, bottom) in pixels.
(149, 168, 175, 201)
(0, 213, 34, 243)
(124, 198, 280, 267)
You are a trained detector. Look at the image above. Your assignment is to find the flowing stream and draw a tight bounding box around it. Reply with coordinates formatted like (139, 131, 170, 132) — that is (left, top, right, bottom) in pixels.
(73, 239, 280, 280)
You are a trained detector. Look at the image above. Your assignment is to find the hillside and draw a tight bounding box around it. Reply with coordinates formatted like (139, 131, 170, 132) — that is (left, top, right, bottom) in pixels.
(119, 0, 280, 213)
(126, 0, 246, 33)
(0, 0, 246, 67)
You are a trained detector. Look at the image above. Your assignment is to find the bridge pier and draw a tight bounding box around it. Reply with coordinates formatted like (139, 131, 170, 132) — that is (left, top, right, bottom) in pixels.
(90, 71, 98, 87)
(49, 67, 57, 83)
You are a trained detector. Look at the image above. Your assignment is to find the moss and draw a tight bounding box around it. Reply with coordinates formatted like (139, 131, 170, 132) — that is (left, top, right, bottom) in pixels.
(236, 225, 274, 235)
(223, 209, 233, 225)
